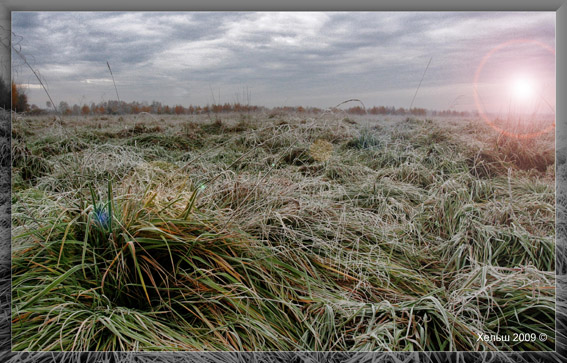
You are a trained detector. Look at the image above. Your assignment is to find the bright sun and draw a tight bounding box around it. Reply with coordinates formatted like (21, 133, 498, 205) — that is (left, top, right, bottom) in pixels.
(511, 76, 535, 100)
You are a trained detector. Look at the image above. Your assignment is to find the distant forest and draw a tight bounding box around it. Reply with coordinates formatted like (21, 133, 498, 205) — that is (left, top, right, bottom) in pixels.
(1, 78, 473, 117)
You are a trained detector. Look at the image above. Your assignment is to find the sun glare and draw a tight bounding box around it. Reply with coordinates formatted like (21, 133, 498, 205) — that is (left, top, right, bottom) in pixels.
(511, 76, 535, 101)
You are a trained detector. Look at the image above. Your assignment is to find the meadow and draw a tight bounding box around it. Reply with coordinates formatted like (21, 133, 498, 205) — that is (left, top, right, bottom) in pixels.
(10, 110, 557, 351)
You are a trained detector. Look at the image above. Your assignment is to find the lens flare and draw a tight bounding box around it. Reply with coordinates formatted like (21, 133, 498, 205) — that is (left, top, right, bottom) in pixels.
(473, 39, 555, 139)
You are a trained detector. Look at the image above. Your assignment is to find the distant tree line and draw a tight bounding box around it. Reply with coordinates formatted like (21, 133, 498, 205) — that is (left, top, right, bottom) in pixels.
(270, 105, 471, 117)
(346, 106, 470, 117)
(28, 99, 264, 116)
(12, 93, 472, 118)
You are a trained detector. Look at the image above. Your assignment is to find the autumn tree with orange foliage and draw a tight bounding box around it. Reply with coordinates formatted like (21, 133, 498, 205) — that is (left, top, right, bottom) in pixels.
(11, 81, 30, 113)
(174, 105, 185, 115)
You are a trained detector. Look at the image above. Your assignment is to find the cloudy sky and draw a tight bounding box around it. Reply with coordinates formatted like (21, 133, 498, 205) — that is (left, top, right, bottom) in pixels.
(11, 12, 555, 113)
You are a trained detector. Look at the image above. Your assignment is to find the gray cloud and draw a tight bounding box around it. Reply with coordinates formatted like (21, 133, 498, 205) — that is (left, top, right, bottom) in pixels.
(12, 11, 555, 111)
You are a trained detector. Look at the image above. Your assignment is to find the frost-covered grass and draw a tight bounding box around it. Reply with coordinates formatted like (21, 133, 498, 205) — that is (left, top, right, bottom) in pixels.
(10, 112, 556, 351)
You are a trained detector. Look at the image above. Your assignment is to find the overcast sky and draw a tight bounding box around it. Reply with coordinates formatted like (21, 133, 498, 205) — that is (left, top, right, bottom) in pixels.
(11, 12, 555, 113)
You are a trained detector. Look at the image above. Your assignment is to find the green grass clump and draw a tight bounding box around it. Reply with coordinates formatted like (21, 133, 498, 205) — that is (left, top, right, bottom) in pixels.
(11, 140, 52, 184)
(283, 147, 314, 166)
(346, 128, 384, 150)
(200, 118, 225, 135)
(30, 135, 89, 156)
(127, 134, 201, 151)
(13, 182, 310, 350)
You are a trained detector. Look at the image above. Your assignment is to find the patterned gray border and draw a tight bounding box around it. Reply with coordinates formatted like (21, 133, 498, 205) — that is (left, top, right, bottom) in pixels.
(1, 2, 566, 362)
